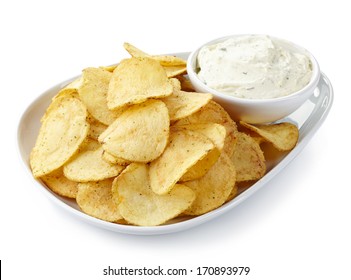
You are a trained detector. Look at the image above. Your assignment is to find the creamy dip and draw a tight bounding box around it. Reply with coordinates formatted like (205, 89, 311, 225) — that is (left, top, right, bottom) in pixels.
(196, 35, 312, 99)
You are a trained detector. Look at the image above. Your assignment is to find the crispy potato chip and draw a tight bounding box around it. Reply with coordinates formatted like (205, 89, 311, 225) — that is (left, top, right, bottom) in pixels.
(240, 121, 299, 151)
(175, 101, 238, 157)
(161, 81, 212, 121)
(176, 75, 195, 92)
(100, 64, 117, 72)
(78, 67, 123, 125)
(230, 132, 266, 182)
(78, 137, 101, 152)
(113, 163, 195, 226)
(169, 77, 181, 91)
(99, 100, 169, 162)
(77, 179, 122, 222)
(176, 123, 226, 181)
(30, 95, 89, 178)
(63, 147, 124, 182)
(183, 153, 236, 215)
(107, 57, 173, 110)
(123, 42, 186, 66)
(164, 65, 187, 78)
(86, 115, 108, 140)
(155, 56, 186, 67)
(123, 42, 149, 58)
(226, 183, 239, 202)
(66, 77, 83, 89)
(51, 77, 82, 102)
(177, 123, 226, 151)
(180, 149, 220, 182)
(102, 151, 130, 166)
(149, 129, 214, 195)
(40, 168, 78, 198)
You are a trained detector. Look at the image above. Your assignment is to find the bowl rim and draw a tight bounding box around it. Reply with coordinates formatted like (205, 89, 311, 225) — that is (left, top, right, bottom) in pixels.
(187, 34, 321, 105)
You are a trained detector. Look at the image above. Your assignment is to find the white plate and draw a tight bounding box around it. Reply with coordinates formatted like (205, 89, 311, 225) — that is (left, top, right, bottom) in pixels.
(17, 53, 333, 235)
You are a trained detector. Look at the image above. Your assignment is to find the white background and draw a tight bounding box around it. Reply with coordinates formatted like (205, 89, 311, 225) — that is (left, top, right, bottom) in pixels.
(1, 0, 350, 279)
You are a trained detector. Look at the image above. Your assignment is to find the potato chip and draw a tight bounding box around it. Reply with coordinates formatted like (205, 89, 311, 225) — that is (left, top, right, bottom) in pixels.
(123, 42, 186, 66)
(30, 95, 89, 178)
(78, 67, 123, 125)
(240, 121, 299, 151)
(66, 77, 83, 89)
(183, 153, 236, 215)
(102, 151, 130, 166)
(63, 147, 124, 182)
(100, 64, 117, 72)
(107, 57, 173, 110)
(86, 115, 108, 140)
(226, 183, 239, 202)
(180, 149, 220, 182)
(177, 123, 226, 151)
(169, 77, 181, 91)
(99, 100, 169, 163)
(76, 179, 122, 222)
(161, 82, 212, 121)
(230, 132, 266, 182)
(149, 129, 214, 195)
(51, 77, 82, 102)
(155, 56, 187, 67)
(113, 163, 195, 226)
(176, 75, 195, 92)
(164, 65, 187, 78)
(175, 101, 238, 157)
(78, 137, 101, 152)
(175, 123, 226, 181)
(40, 168, 78, 198)
(123, 42, 149, 58)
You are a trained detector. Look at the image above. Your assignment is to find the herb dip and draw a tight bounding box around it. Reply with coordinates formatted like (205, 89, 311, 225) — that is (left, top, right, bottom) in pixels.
(196, 35, 312, 99)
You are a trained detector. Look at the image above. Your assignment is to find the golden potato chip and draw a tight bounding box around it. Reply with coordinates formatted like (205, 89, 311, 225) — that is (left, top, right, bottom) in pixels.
(161, 82, 212, 121)
(177, 123, 226, 151)
(100, 64, 117, 72)
(102, 151, 130, 166)
(86, 115, 108, 140)
(113, 163, 195, 226)
(107, 57, 173, 110)
(66, 76, 83, 89)
(176, 123, 226, 181)
(155, 56, 187, 67)
(149, 129, 214, 195)
(123, 42, 149, 58)
(77, 179, 122, 222)
(180, 149, 220, 182)
(78, 137, 101, 153)
(40, 168, 78, 198)
(176, 75, 195, 92)
(226, 183, 239, 202)
(164, 65, 187, 78)
(240, 121, 299, 151)
(63, 147, 124, 182)
(30, 95, 89, 178)
(99, 100, 169, 162)
(51, 77, 82, 102)
(123, 42, 186, 66)
(175, 101, 238, 157)
(78, 67, 123, 125)
(183, 153, 236, 216)
(230, 132, 266, 182)
(169, 77, 181, 91)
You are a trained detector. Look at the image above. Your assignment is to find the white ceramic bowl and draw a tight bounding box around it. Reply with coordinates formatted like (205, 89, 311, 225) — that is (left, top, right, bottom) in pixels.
(187, 35, 321, 123)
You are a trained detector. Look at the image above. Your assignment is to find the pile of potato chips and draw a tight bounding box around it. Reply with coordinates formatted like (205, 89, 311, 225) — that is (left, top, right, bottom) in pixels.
(30, 43, 299, 226)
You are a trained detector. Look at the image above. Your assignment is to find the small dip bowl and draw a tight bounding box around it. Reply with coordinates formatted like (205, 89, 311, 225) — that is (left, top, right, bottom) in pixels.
(187, 35, 320, 123)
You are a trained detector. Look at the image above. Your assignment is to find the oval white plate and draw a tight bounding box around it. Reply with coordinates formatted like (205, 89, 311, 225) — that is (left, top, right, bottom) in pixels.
(17, 53, 333, 235)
